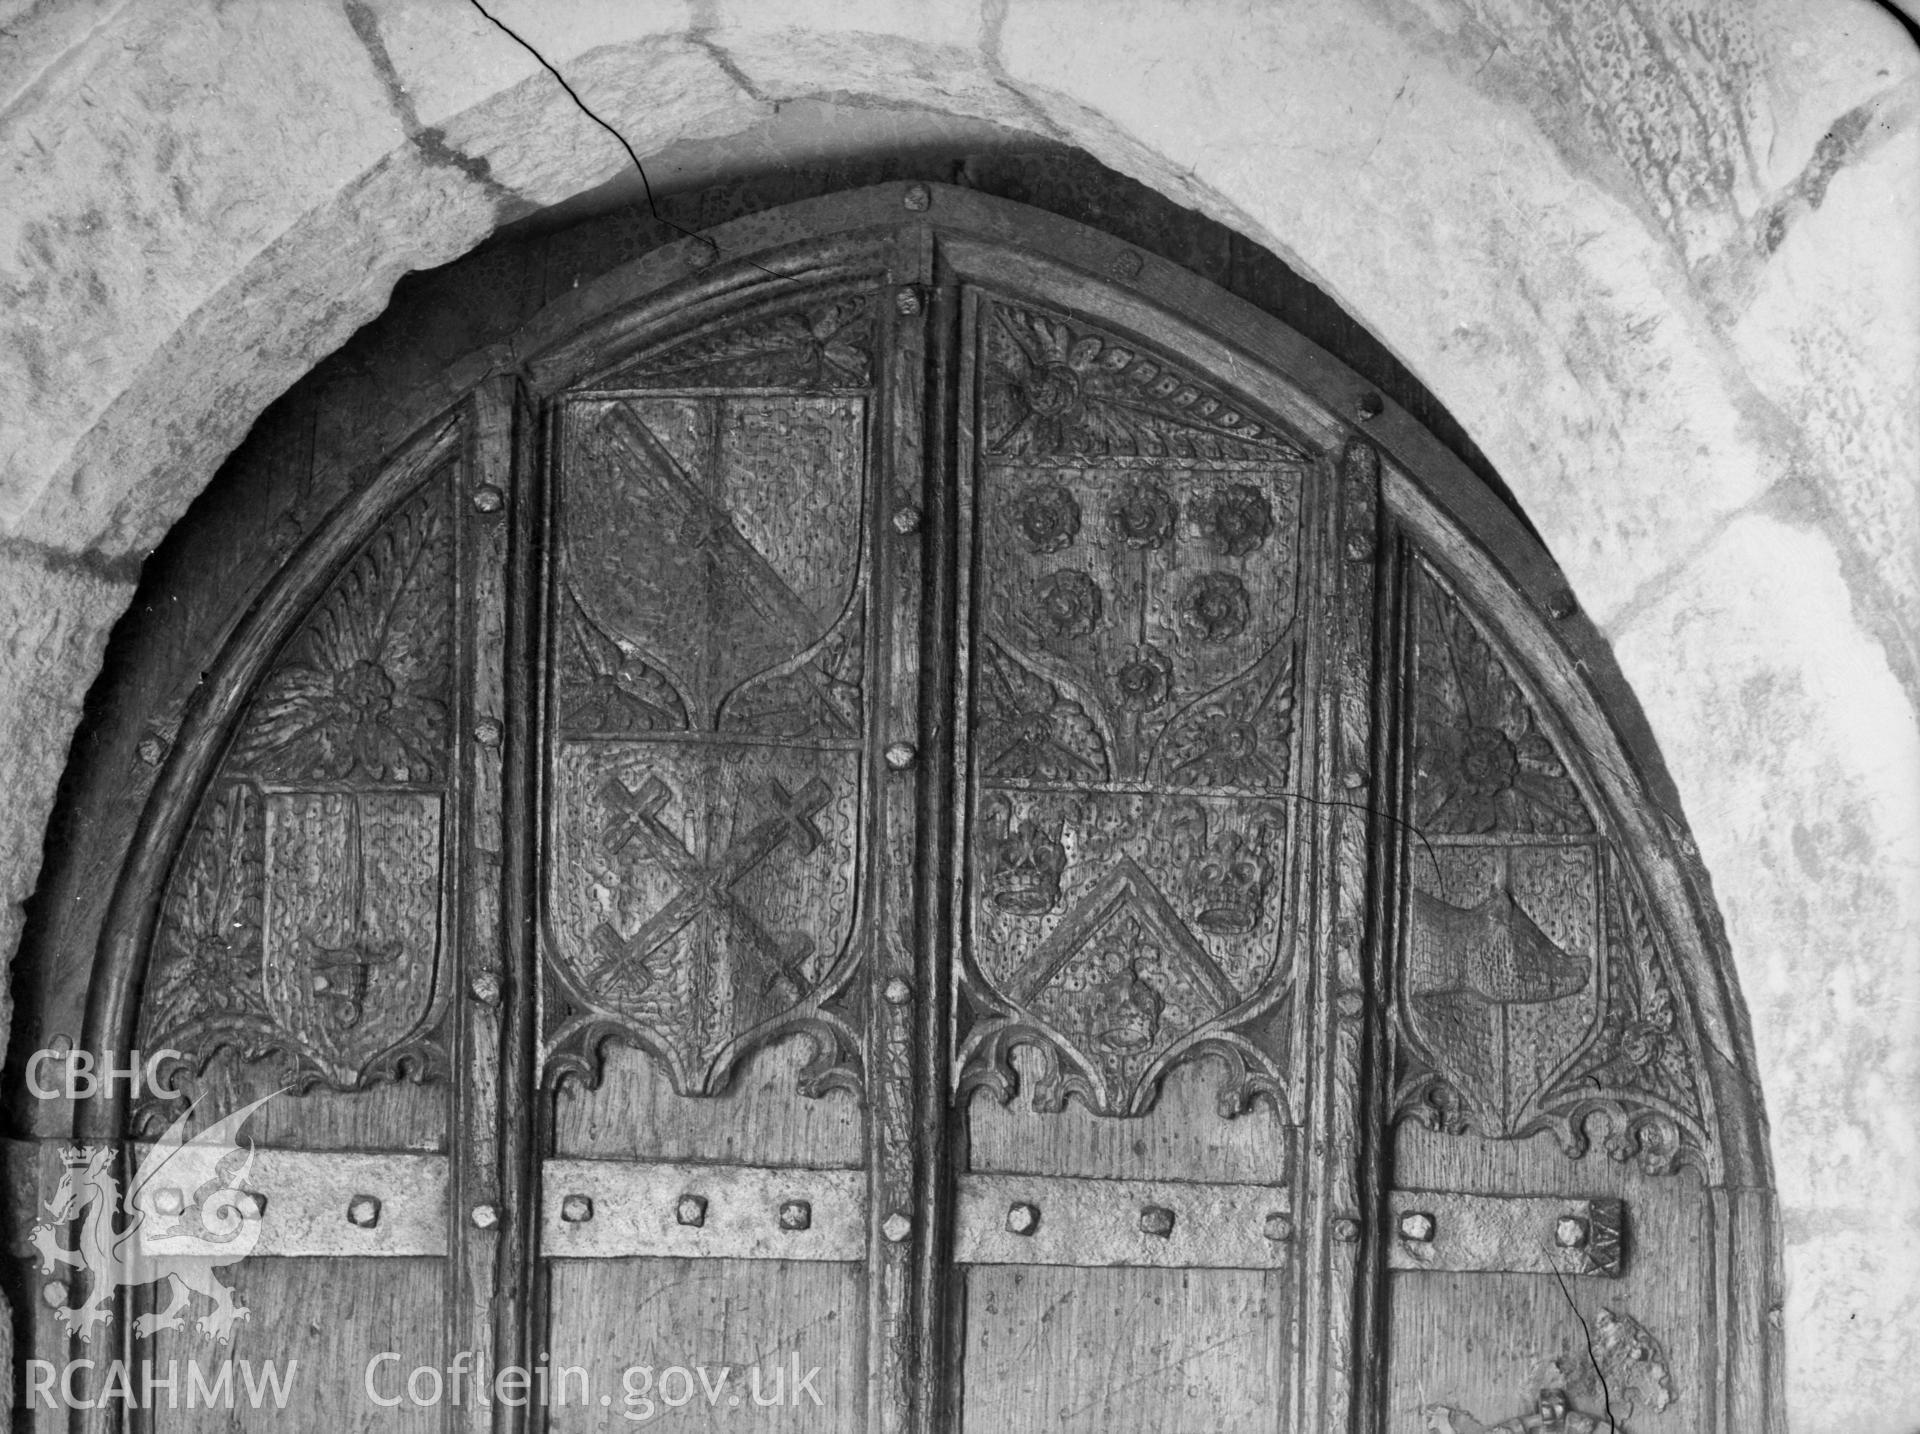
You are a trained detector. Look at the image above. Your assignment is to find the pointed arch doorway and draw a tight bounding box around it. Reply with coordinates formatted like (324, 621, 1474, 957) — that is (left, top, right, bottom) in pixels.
(8, 182, 1779, 1433)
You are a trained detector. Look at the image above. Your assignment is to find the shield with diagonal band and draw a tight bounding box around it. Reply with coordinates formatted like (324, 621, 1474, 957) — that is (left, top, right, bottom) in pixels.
(564, 396, 866, 726)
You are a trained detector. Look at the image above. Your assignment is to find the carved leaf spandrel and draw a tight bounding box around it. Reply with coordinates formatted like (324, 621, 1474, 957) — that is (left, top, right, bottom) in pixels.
(559, 593, 691, 735)
(1153, 642, 1295, 791)
(975, 638, 1110, 783)
(983, 304, 1307, 461)
(1527, 862, 1709, 1173)
(1412, 564, 1592, 836)
(231, 487, 452, 784)
(720, 600, 866, 740)
(613, 297, 874, 389)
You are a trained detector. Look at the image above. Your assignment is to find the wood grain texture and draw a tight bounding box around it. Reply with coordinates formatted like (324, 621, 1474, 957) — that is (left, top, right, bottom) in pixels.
(967, 1046, 1289, 1183)
(552, 1037, 861, 1168)
(959, 1266, 1284, 1434)
(544, 1258, 860, 1433)
(150, 1257, 443, 1433)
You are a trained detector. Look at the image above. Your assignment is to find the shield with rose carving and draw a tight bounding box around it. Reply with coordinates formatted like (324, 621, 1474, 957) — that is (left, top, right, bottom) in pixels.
(961, 301, 1319, 1116)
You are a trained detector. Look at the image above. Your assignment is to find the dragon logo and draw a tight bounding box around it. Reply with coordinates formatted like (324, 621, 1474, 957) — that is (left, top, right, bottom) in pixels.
(31, 1091, 277, 1343)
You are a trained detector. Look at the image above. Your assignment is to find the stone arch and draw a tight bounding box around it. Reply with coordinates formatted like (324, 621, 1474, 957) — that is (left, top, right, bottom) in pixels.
(1, 5, 1914, 1430)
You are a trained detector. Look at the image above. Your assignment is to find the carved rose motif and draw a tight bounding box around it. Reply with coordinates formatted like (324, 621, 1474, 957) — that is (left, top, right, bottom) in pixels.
(1015, 484, 1082, 552)
(1420, 721, 1564, 832)
(1203, 485, 1274, 556)
(1183, 573, 1251, 642)
(1414, 577, 1589, 834)
(1114, 644, 1175, 711)
(1034, 570, 1103, 640)
(232, 494, 450, 784)
(1109, 483, 1177, 550)
(241, 657, 445, 783)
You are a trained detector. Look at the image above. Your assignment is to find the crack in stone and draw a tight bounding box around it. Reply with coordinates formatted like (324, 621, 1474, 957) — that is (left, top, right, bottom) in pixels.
(461, 0, 803, 285)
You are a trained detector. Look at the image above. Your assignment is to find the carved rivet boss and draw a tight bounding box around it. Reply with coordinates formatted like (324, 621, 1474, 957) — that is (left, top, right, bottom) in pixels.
(895, 285, 922, 316)
(471, 1203, 500, 1230)
(884, 742, 917, 771)
(1263, 1212, 1294, 1243)
(347, 1195, 382, 1229)
(471, 484, 505, 514)
(1399, 1211, 1436, 1243)
(473, 717, 503, 747)
(891, 505, 922, 535)
(561, 1195, 594, 1224)
(676, 1194, 709, 1228)
(778, 1199, 813, 1232)
(883, 977, 913, 1006)
(1331, 1216, 1362, 1244)
(1138, 1205, 1176, 1239)
(903, 183, 931, 211)
(469, 972, 502, 1006)
(1005, 1202, 1041, 1237)
(882, 1212, 913, 1244)
(1555, 1215, 1589, 1249)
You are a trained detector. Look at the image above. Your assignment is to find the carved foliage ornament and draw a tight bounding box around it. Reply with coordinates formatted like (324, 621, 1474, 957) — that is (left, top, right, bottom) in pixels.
(609, 296, 874, 390)
(983, 304, 1308, 462)
(1412, 565, 1591, 836)
(141, 481, 455, 1097)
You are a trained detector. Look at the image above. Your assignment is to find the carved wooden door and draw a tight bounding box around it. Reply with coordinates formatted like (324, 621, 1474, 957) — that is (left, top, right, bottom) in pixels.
(8, 183, 1776, 1434)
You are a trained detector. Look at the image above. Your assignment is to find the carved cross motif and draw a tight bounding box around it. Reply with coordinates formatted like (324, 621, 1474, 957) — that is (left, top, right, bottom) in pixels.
(589, 773, 831, 999)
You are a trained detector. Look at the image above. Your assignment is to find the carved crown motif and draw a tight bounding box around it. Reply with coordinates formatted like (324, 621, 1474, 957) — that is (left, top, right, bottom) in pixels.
(982, 797, 1067, 915)
(1192, 828, 1269, 935)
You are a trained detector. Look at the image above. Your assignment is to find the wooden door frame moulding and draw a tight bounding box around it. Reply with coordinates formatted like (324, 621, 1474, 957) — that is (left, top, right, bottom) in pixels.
(12, 180, 1780, 1434)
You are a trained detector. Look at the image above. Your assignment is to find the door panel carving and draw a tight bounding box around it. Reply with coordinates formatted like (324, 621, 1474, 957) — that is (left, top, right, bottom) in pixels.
(1393, 558, 1710, 1174)
(958, 299, 1313, 1123)
(137, 476, 455, 1105)
(543, 390, 873, 1096)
